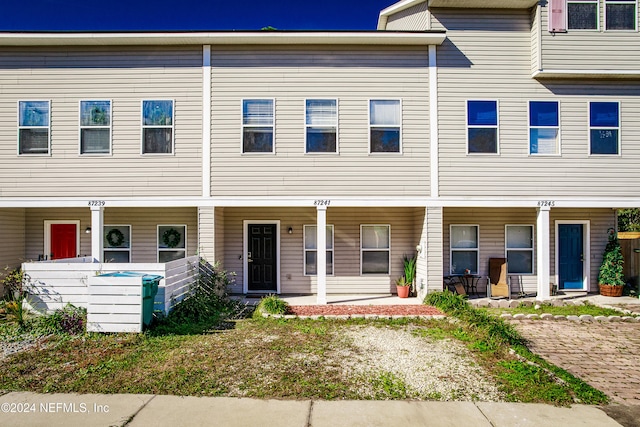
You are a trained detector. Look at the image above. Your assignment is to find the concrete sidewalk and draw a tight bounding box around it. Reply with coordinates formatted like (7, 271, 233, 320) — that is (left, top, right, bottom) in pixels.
(0, 392, 624, 427)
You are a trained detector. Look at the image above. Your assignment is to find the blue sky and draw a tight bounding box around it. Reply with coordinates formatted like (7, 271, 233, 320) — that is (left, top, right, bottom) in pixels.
(0, 0, 396, 31)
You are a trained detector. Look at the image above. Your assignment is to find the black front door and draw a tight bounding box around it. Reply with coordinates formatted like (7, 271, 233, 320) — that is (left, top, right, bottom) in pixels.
(247, 224, 277, 292)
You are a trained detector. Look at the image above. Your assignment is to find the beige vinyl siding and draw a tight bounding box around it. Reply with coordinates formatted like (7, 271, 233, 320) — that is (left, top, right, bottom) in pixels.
(210, 47, 430, 198)
(220, 207, 422, 294)
(433, 9, 640, 198)
(425, 206, 444, 292)
(386, 2, 430, 30)
(214, 207, 225, 269)
(531, 4, 540, 74)
(539, 4, 640, 71)
(0, 46, 202, 198)
(443, 207, 614, 294)
(0, 208, 26, 294)
(197, 207, 215, 263)
(25, 207, 197, 263)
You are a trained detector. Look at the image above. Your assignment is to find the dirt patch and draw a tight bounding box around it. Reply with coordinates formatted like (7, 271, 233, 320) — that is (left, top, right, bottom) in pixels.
(288, 304, 443, 316)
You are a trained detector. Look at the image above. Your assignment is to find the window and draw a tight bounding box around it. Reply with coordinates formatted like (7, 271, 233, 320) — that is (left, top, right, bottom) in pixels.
(18, 100, 50, 155)
(80, 100, 111, 154)
(529, 101, 560, 155)
(361, 225, 390, 274)
(606, 0, 637, 30)
(158, 225, 186, 262)
(369, 100, 401, 153)
(590, 102, 620, 155)
(306, 99, 337, 153)
(506, 225, 534, 274)
(568, 0, 599, 29)
(467, 100, 498, 154)
(450, 225, 479, 275)
(304, 225, 334, 275)
(104, 225, 131, 263)
(142, 100, 173, 154)
(243, 99, 274, 153)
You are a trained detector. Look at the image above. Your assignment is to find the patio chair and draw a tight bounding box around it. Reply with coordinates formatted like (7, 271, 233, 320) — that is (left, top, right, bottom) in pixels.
(487, 258, 511, 299)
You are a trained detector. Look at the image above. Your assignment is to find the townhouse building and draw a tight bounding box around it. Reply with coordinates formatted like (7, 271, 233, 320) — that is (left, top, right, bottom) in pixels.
(0, 0, 638, 305)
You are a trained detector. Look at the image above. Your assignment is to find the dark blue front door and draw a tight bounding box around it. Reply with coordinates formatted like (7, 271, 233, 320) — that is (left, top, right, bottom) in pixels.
(558, 224, 584, 290)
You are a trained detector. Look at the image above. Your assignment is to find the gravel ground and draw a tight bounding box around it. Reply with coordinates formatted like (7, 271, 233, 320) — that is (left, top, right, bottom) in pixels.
(342, 325, 504, 401)
(0, 334, 44, 361)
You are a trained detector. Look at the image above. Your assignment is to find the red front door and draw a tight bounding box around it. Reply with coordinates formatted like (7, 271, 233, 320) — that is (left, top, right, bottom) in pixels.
(50, 224, 77, 260)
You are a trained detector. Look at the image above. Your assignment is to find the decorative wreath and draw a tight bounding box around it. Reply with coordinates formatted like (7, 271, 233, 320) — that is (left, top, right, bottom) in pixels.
(162, 228, 182, 248)
(106, 228, 125, 247)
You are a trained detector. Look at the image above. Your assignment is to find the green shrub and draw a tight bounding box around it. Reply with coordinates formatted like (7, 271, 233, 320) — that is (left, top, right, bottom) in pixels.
(253, 294, 289, 319)
(31, 305, 86, 335)
(424, 290, 469, 314)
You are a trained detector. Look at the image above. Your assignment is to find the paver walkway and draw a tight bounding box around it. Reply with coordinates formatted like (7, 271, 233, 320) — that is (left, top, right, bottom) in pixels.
(512, 320, 640, 405)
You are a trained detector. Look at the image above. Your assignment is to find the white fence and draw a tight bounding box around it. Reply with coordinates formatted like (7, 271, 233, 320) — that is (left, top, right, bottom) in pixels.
(22, 255, 199, 318)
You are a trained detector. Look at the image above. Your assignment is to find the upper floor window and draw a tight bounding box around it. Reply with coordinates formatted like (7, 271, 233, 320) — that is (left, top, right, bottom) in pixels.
(306, 99, 337, 153)
(505, 225, 534, 275)
(18, 100, 50, 155)
(606, 0, 637, 30)
(467, 100, 498, 154)
(142, 100, 174, 154)
(589, 101, 620, 155)
(304, 225, 334, 275)
(529, 101, 560, 155)
(80, 100, 111, 155)
(242, 99, 274, 153)
(568, 0, 599, 30)
(369, 100, 401, 153)
(450, 225, 479, 275)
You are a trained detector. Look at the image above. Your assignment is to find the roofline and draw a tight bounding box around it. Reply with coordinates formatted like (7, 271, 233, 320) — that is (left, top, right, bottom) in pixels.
(378, 0, 426, 30)
(0, 30, 446, 47)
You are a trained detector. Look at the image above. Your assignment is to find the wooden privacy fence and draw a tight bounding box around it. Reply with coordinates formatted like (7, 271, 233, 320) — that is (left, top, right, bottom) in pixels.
(22, 255, 199, 321)
(619, 233, 640, 286)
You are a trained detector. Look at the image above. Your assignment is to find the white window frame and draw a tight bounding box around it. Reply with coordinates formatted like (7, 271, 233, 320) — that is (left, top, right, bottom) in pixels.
(588, 101, 621, 156)
(241, 98, 275, 154)
(103, 225, 131, 263)
(369, 99, 402, 154)
(157, 224, 187, 262)
(505, 224, 535, 275)
(450, 224, 479, 275)
(18, 100, 51, 156)
(305, 99, 338, 154)
(79, 100, 112, 155)
(141, 99, 174, 155)
(567, 0, 600, 30)
(466, 100, 499, 155)
(360, 224, 391, 275)
(303, 224, 335, 276)
(528, 100, 561, 156)
(605, 0, 638, 31)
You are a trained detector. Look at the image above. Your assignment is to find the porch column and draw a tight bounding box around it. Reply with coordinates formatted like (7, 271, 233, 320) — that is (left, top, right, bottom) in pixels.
(90, 206, 104, 262)
(316, 205, 327, 305)
(536, 206, 551, 301)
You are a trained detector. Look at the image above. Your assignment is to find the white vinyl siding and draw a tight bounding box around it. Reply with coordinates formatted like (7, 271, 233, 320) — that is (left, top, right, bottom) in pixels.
(0, 47, 203, 197)
(18, 100, 50, 155)
(103, 225, 131, 263)
(303, 224, 334, 275)
(505, 225, 534, 274)
(210, 48, 430, 198)
(529, 101, 560, 155)
(80, 100, 111, 155)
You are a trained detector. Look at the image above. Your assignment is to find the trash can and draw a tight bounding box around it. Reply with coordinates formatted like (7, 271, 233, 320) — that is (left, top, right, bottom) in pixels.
(97, 272, 162, 327)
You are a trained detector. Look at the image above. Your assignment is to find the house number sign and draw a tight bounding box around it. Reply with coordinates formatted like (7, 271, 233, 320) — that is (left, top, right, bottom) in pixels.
(88, 200, 106, 207)
(314, 200, 331, 206)
(537, 200, 555, 207)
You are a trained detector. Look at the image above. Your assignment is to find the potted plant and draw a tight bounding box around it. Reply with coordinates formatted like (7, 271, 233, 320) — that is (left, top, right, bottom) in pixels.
(395, 276, 410, 298)
(403, 254, 417, 297)
(598, 228, 625, 297)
